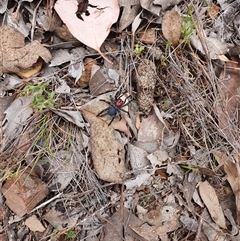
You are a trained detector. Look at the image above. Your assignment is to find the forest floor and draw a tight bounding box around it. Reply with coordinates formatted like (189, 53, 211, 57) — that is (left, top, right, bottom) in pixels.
(1, 0, 240, 240)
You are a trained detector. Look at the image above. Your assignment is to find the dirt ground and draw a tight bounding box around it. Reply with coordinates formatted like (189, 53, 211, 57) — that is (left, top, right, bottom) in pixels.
(1, 0, 240, 240)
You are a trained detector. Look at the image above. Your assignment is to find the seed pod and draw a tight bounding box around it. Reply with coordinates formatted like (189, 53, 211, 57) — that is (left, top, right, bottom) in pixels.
(136, 59, 156, 115)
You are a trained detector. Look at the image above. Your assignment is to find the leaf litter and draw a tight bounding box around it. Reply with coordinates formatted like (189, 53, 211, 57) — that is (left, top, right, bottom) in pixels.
(2, 0, 240, 240)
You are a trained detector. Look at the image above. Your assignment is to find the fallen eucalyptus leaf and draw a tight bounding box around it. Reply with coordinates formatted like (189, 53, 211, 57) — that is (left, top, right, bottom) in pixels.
(198, 181, 227, 229)
(190, 35, 228, 59)
(55, 0, 120, 64)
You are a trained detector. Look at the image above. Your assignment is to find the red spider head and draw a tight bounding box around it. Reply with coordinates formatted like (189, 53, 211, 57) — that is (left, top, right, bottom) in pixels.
(115, 98, 124, 108)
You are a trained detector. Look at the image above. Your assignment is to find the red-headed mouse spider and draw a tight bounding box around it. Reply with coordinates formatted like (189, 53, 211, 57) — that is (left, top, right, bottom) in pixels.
(97, 89, 133, 126)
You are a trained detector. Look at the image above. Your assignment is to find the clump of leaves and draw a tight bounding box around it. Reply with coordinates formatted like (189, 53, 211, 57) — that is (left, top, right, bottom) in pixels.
(181, 6, 195, 46)
(134, 43, 144, 55)
(20, 82, 55, 111)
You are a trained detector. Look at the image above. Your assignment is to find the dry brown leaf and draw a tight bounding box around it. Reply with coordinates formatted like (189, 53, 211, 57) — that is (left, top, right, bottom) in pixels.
(138, 112, 167, 142)
(119, 0, 141, 31)
(138, 28, 156, 45)
(102, 208, 146, 241)
(16, 58, 43, 78)
(2, 168, 48, 217)
(77, 58, 97, 88)
(147, 148, 169, 167)
(130, 220, 179, 241)
(223, 160, 240, 224)
(214, 61, 240, 164)
(80, 93, 129, 183)
(198, 181, 227, 229)
(0, 25, 51, 76)
(143, 208, 162, 226)
(89, 67, 115, 96)
(55, 0, 120, 64)
(43, 207, 79, 230)
(190, 35, 228, 59)
(2, 95, 33, 152)
(25, 215, 46, 232)
(162, 10, 182, 47)
(111, 117, 132, 137)
(208, 3, 221, 19)
(128, 144, 149, 170)
(140, 0, 161, 15)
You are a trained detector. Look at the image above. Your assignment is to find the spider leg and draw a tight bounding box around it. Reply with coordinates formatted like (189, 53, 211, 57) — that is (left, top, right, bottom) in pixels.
(118, 96, 133, 115)
(119, 108, 129, 114)
(114, 86, 123, 99)
(96, 107, 109, 117)
(121, 100, 133, 107)
(117, 110, 122, 121)
(108, 116, 116, 126)
(99, 99, 111, 105)
(121, 97, 133, 107)
(99, 99, 119, 113)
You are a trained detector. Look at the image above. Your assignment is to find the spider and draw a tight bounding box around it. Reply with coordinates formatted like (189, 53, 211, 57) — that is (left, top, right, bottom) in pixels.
(97, 89, 132, 126)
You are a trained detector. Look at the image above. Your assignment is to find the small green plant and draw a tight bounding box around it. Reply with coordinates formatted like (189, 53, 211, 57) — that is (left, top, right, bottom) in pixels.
(134, 43, 144, 55)
(160, 55, 167, 66)
(166, 40, 173, 48)
(31, 91, 55, 111)
(20, 82, 55, 111)
(65, 230, 76, 239)
(20, 82, 48, 95)
(181, 6, 195, 46)
(50, 229, 59, 239)
(180, 165, 197, 171)
(162, 99, 170, 106)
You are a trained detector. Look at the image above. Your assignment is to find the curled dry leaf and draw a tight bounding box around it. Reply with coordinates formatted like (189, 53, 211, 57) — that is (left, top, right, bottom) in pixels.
(80, 93, 129, 183)
(55, 0, 120, 64)
(162, 10, 182, 47)
(77, 58, 98, 88)
(198, 181, 226, 229)
(0, 25, 51, 76)
(119, 0, 141, 31)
